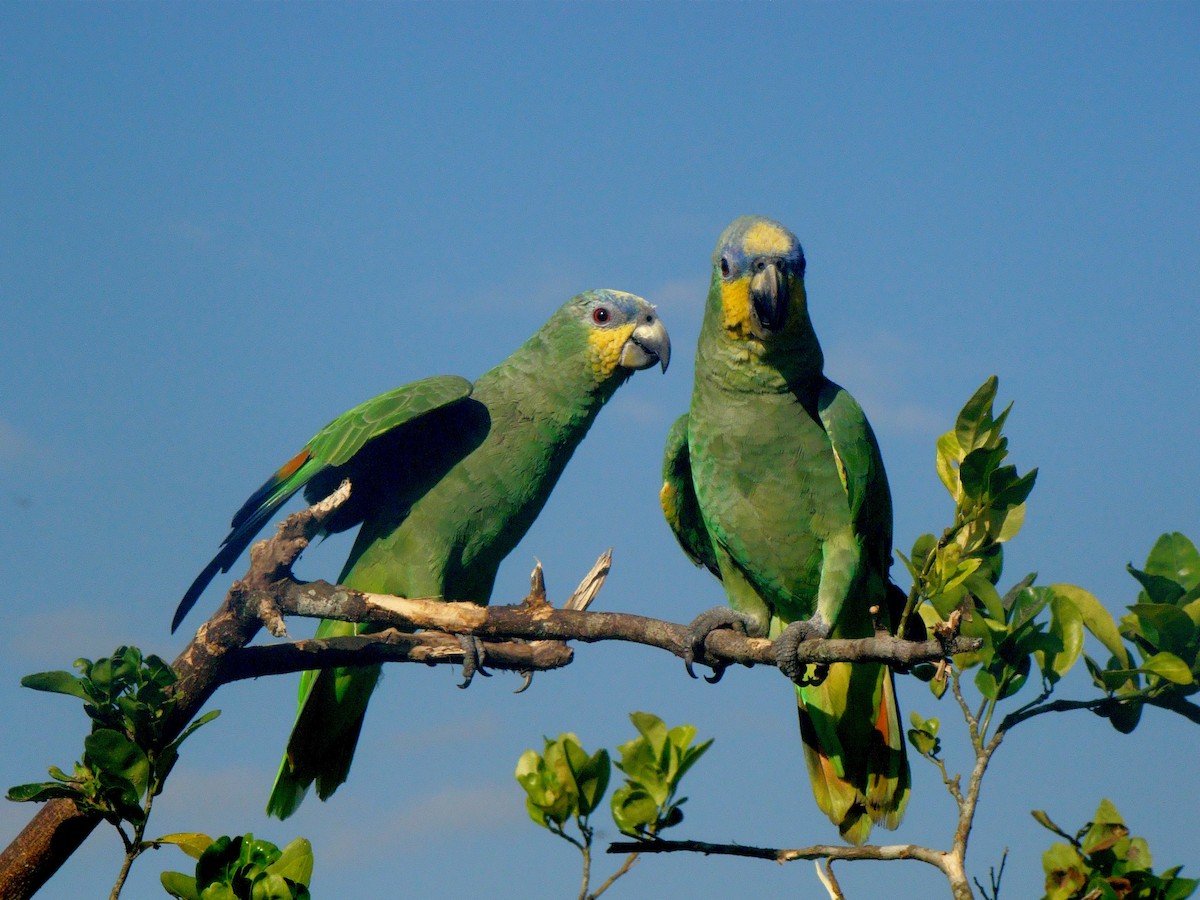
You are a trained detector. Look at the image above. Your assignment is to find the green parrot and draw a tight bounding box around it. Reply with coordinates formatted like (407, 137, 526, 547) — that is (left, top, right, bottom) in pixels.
(175, 289, 669, 819)
(660, 216, 908, 844)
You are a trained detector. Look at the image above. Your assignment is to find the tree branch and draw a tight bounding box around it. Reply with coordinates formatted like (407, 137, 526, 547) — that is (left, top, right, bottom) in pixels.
(0, 483, 974, 899)
(604, 838, 948, 869)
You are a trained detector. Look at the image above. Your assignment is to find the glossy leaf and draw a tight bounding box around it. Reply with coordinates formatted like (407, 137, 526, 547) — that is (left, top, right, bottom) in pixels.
(156, 832, 216, 860)
(19, 670, 91, 701)
(1144, 532, 1200, 589)
(1050, 584, 1131, 668)
(1140, 652, 1194, 685)
(265, 838, 313, 886)
(955, 375, 999, 455)
(160, 871, 201, 900)
(1127, 566, 1186, 606)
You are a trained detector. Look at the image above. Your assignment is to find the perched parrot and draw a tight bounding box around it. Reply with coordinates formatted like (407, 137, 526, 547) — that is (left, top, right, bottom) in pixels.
(175, 289, 669, 819)
(660, 216, 908, 844)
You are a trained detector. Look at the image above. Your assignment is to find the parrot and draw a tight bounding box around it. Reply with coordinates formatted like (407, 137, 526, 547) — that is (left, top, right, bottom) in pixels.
(659, 216, 908, 844)
(174, 289, 670, 819)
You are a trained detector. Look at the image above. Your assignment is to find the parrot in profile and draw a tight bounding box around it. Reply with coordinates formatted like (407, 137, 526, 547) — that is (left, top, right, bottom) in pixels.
(175, 289, 670, 819)
(660, 216, 908, 844)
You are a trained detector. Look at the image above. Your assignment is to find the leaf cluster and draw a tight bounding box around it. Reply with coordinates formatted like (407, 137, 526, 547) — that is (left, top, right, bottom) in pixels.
(609, 711, 712, 838)
(516, 732, 611, 834)
(1082, 532, 1200, 732)
(6, 646, 219, 830)
(1036, 800, 1196, 900)
(159, 833, 314, 900)
(899, 376, 1037, 630)
(515, 712, 711, 843)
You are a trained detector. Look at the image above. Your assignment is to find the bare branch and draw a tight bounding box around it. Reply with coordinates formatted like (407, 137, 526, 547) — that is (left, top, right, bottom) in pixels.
(223, 630, 574, 681)
(259, 578, 977, 673)
(604, 838, 949, 870)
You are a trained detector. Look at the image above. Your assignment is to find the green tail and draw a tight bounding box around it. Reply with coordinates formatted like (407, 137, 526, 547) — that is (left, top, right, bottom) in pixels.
(266, 619, 382, 819)
(796, 660, 909, 845)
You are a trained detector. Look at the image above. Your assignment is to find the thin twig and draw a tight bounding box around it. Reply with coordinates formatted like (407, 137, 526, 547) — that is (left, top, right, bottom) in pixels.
(604, 838, 948, 868)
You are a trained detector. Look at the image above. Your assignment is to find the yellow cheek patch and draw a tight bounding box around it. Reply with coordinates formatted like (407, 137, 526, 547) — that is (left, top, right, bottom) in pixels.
(588, 322, 637, 378)
(741, 221, 794, 257)
(720, 279, 753, 340)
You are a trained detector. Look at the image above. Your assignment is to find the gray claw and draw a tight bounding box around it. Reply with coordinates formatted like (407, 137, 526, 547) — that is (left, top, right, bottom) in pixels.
(774, 619, 831, 685)
(457, 635, 492, 689)
(683, 607, 763, 680)
(513, 670, 534, 694)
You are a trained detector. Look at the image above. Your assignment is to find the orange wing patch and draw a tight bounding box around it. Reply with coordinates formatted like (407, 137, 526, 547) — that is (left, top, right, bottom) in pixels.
(276, 449, 312, 480)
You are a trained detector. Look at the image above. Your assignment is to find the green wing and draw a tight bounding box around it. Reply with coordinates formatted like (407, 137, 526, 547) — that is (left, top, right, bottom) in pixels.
(817, 380, 893, 579)
(660, 413, 720, 578)
(173, 375, 473, 631)
(802, 379, 909, 843)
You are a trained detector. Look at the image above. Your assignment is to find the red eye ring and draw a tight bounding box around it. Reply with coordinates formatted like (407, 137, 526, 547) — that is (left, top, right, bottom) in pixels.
(593, 307, 610, 324)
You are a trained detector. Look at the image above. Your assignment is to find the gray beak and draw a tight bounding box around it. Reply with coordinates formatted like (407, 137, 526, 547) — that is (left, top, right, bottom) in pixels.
(749, 258, 788, 336)
(620, 310, 671, 373)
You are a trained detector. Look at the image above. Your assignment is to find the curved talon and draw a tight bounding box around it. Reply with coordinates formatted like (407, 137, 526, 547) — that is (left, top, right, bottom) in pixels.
(683, 607, 763, 681)
(513, 670, 534, 694)
(774, 619, 831, 685)
(457, 635, 491, 689)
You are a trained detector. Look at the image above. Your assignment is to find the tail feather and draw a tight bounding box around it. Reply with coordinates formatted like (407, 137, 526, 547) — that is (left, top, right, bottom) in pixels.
(797, 660, 909, 845)
(266, 619, 382, 819)
(173, 450, 319, 632)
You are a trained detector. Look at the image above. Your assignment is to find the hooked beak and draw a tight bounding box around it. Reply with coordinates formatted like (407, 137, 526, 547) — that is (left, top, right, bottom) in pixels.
(749, 259, 788, 337)
(619, 312, 671, 373)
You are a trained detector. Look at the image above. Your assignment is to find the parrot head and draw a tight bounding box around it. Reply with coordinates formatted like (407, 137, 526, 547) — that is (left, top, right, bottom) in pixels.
(709, 216, 807, 343)
(565, 289, 671, 380)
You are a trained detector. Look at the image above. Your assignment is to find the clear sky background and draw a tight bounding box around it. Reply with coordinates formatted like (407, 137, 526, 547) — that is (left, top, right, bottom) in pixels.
(2, 4, 1198, 898)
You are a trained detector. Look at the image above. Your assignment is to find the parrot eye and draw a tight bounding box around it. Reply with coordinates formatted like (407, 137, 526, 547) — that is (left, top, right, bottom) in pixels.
(592, 306, 611, 325)
(719, 256, 731, 277)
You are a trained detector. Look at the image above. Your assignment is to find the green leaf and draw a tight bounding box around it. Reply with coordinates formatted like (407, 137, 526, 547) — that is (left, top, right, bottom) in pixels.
(571, 748, 611, 818)
(160, 871, 201, 900)
(1127, 604, 1196, 657)
(628, 712, 670, 761)
(1081, 799, 1128, 854)
(956, 375, 999, 455)
(1050, 584, 1131, 668)
(992, 468, 1038, 512)
(1127, 565, 1186, 606)
(1140, 652, 1194, 685)
(264, 837, 313, 887)
(155, 833, 215, 860)
(965, 573, 1005, 621)
(1031, 809, 1071, 840)
(1144, 532, 1200, 589)
(960, 447, 1001, 501)
(250, 872, 295, 900)
(993, 502, 1027, 543)
(19, 670, 91, 701)
(610, 784, 658, 836)
(935, 433, 963, 498)
(5, 781, 83, 804)
(1043, 841, 1088, 900)
(85, 729, 150, 799)
(1039, 592, 1085, 683)
(671, 737, 712, 787)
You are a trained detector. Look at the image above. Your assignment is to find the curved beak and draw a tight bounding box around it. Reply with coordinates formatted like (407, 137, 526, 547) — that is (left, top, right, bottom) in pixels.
(619, 311, 671, 373)
(749, 259, 788, 337)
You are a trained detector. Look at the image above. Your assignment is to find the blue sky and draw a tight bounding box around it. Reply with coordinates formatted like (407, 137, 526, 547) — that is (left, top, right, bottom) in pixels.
(2, 3, 1198, 897)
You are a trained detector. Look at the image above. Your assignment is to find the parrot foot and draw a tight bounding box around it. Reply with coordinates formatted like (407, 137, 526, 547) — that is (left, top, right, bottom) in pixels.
(774, 619, 831, 686)
(457, 635, 492, 689)
(683, 607, 765, 682)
